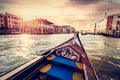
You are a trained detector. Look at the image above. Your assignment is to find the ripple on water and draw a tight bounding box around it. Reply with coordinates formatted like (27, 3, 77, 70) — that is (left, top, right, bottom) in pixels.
(0, 34, 120, 80)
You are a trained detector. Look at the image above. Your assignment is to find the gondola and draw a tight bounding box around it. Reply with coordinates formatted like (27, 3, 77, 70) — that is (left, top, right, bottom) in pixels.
(0, 32, 98, 80)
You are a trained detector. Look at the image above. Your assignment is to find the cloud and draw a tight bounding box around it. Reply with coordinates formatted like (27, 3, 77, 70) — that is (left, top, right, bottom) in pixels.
(0, 0, 16, 4)
(0, 0, 11, 3)
(68, 0, 120, 14)
(0, 0, 120, 29)
(95, 1, 120, 12)
(0, 3, 10, 12)
(67, 0, 100, 6)
(0, 6, 4, 9)
(66, 0, 120, 27)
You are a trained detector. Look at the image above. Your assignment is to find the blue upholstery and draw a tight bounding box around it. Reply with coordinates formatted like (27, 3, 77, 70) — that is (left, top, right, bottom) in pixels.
(50, 56, 82, 70)
(44, 64, 75, 80)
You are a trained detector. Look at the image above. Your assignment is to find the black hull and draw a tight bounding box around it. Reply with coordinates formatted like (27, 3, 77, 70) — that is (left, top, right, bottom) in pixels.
(0, 33, 98, 80)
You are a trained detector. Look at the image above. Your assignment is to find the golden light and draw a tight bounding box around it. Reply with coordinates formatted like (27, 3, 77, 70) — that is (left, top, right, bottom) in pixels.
(16, 9, 37, 21)
(15, 34, 35, 58)
(24, 14, 35, 21)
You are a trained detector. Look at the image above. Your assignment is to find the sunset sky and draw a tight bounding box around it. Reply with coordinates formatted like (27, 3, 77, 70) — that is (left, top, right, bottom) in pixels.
(0, 0, 120, 30)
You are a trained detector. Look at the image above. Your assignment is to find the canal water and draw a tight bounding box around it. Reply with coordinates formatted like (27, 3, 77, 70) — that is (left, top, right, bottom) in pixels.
(0, 34, 120, 80)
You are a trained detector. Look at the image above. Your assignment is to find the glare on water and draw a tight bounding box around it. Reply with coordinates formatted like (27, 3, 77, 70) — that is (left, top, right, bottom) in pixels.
(0, 34, 120, 80)
(16, 34, 34, 58)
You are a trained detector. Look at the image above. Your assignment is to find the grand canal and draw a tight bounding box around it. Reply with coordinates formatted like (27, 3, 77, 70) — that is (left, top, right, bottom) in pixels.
(0, 34, 120, 80)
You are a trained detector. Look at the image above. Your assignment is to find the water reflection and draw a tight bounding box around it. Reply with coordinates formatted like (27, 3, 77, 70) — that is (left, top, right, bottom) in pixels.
(0, 34, 37, 76)
(16, 34, 35, 58)
(80, 35, 120, 80)
(0, 34, 120, 80)
(0, 34, 73, 76)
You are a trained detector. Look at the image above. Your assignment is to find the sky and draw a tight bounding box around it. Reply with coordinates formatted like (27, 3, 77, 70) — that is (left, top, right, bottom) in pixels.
(0, 0, 120, 30)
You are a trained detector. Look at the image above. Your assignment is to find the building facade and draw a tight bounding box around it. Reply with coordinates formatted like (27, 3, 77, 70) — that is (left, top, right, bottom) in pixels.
(0, 12, 76, 34)
(24, 18, 54, 34)
(106, 14, 120, 37)
(53, 25, 62, 33)
(96, 18, 107, 34)
(89, 14, 120, 37)
(4, 12, 23, 33)
(89, 23, 96, 34)
(62, 25, 76, 33)
(0, 13, 5, 31)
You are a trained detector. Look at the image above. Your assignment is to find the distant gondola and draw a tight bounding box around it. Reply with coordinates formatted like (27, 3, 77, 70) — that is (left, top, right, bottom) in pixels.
(0, 32, 98, 80)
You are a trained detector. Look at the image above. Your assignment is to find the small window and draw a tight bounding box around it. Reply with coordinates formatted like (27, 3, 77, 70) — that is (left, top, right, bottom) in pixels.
(0, 15, 3, 17)
(109, 16, 113, 19)
(117, 21, 120, 25)
(118, 16, 120, 18)
(116, 26, 119, 30)
(111, 16, 113, 18)
(1, 19, 3, 22)
(1, 24, 3, 27)
(110, 25, 112, 30)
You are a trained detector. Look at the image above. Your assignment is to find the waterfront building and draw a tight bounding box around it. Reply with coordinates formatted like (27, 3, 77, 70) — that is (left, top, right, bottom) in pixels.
(24, 18, 54, 34)
(62, 26, 69, 33)
(53, 25, 57, 33)
(0, 13, 5, 31)
(69, 27, 76, 33)
(4, 12, 23, 33)
(53, 25, 62, 33)
(0, 12, 76, 34)
(89, 23, 96, 34)
(62, 25, 76, 33)
(106, 14, 120, 37)
(96, 18, 107, 34)
(89, 14, 120, 37)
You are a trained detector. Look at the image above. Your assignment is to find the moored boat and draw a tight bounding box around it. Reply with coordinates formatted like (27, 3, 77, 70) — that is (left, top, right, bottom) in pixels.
(0, 32, 98, 80)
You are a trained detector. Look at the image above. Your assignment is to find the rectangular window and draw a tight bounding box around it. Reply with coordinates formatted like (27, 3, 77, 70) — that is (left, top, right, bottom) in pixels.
(1, 19, 2, 22)
(109, 25, 112, 30)
(117, 21, 120, 25)
(116, 26, 119, 30)
(109, 16, 113, 19)
(1, 24, 3, 27)
(118, 16, 120, 18)
(110, 16, 113, 18)
(8, 16, 10, 18)
(0, 15, 3, 17)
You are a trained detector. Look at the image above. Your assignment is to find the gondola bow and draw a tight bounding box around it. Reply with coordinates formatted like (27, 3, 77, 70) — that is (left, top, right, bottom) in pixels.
(0, 33, 98, 80)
